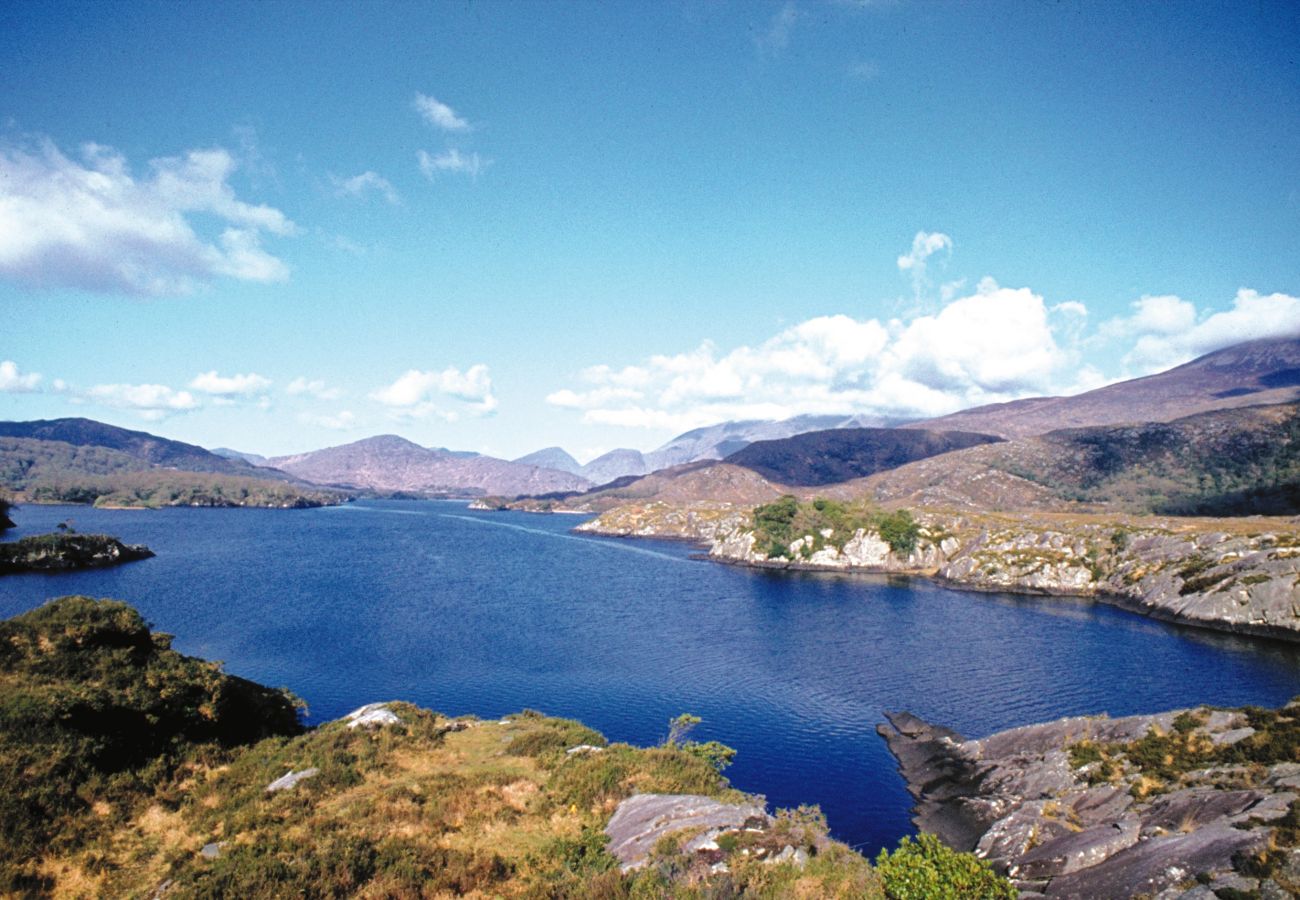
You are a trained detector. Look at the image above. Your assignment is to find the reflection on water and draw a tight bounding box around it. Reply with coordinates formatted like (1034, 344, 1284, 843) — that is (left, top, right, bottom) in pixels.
(3, 499, 1299, 854)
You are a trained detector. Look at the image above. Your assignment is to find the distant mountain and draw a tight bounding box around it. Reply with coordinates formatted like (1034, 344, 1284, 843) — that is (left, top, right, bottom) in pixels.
(576, 413, 908, 484)
(724, 428, 1004, 487)
(212, 447, 268, 466)
(0, 419, 343, 508)
(267, 435, 591, 497)
(0, 418, 264, 475)
(643, 414, 896, 472)
(513, 446, 584, 477)
(581, 448, 650, 485)
(910, 335, 1300, 439)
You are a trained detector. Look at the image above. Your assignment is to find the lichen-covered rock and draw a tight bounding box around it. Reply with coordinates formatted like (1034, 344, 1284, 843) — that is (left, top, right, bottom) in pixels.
(604, 793, 771, 871)
(343, 702, 402, 729)
(881, 706, 1300, 897)
(265, 768, 320, 792)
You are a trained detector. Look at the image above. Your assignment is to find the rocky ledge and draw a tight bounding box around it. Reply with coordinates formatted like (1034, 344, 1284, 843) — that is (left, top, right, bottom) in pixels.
(574, 501, 752, 542)
(0, 532, 155, 574)
(707, 514, 1300, 642)
(880, 704, 1300, 898)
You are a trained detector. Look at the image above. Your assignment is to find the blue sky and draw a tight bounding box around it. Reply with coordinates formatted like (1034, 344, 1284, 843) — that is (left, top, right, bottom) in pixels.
(2, 0, 1298, 461)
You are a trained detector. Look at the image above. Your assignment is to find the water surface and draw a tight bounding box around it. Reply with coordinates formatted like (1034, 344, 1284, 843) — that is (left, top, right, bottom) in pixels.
(4, 499, 1299, 854)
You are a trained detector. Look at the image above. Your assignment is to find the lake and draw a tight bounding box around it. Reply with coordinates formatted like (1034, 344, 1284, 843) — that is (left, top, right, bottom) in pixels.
(4, 499, 1300, 855)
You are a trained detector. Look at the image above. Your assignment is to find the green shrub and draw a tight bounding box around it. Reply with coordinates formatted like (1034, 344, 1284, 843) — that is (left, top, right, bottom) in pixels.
(875, 833, 1016, 899)
(877, 510, 920, 556)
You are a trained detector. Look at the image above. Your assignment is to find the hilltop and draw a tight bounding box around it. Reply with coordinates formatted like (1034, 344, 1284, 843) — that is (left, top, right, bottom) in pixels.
(909, 335, 1300, 439)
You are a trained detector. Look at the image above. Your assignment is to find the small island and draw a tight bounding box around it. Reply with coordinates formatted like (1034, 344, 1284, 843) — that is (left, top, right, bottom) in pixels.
(0, 532, 155, 575)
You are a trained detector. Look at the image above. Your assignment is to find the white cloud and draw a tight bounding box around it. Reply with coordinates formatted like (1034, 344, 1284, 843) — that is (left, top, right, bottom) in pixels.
(188, 370, 272, 396)
(0, 137, 295, 295)
(897, 230, 953, 302)
(548, 278, 1083, 431)
(417, 148, 488, 179)
(330, 171, 399, 204)
(896, 231, 952, 271)
(755, 2, 799, 54)
(1110, 289, 1300, 374)
(0, 360, 41, 393)
(371, 365, 498, 418)
(286, 377, 341, 400)
(85, 382, 198, 420)
(413, 93, 470, 131)
(848, 60, 880, 80)
(298, 409, 356, 430)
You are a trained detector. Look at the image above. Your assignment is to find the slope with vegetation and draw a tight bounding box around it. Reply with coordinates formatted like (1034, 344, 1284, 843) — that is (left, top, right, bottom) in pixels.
(0, 436, 345, 508)
(0, 597, 1014, 899)
(723, 427, 1002, 487)
(853, 401, 1300, 517)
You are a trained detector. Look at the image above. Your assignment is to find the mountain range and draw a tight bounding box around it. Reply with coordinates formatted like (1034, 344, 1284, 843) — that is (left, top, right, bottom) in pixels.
(265, 435, 590, 497)
(528, 335, 1300, 518)
(5, 336, 1299, 510)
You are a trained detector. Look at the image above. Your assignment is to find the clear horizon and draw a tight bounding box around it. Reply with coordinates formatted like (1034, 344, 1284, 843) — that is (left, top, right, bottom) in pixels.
(3, 0, 1298, 460)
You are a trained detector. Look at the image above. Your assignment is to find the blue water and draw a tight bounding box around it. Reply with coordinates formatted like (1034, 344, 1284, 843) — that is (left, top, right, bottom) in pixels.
(3, 500, 1300, 855)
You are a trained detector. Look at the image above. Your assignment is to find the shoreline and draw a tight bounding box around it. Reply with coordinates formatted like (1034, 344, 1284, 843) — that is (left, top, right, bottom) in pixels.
(576, 516, 1300, 645)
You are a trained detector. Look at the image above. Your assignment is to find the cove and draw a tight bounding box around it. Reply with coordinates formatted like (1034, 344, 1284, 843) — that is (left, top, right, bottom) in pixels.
(3, 499, 1299, 855)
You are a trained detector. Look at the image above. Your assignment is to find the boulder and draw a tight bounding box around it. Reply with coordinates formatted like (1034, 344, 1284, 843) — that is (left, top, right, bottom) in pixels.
(343, 702, 401, 729)
(604, 793, 770, 871)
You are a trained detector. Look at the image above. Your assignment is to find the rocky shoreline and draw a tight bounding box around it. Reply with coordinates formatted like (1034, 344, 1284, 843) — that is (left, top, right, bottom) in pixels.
(0, 532, 155, 574)
(878, 706, 1300, 898)
(576, 501, 1300, 642)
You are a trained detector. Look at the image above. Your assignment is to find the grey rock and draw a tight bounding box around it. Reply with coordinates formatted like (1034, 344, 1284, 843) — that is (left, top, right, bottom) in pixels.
(344, 702, 401, 729)
(200, 842, 225, 859)
(1210, 726, 1256, 746)
(1280, 845, 1300, 883)
(265, 767, 320, 792)
(1069, 786, 1134, 828)
(1168, 888, 1216, 900)
(604, 793, 770, 871)
(1231, 791, 1297, 826)
(1260, 880, 1293, 900)
(1208, 873, 1260, 893)
(1044, 823, 1270, 898)
(1014, 817, 1140, 879)
(1138, 788, 1264, 836)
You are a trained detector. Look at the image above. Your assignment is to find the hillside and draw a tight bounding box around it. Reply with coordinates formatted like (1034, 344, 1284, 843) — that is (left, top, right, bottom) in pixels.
(910, 334, 1300, 438)
(0, 435, 345, 509)
(268, 435, 591, 498)
(724, 427, 1003, 487)
(854, 401, 1300, 516)
(0, 597, 1011, 898)
(0, 419, 268, 476)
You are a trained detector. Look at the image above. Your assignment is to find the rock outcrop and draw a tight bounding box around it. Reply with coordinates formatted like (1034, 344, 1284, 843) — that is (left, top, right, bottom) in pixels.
(0, 532, 155, 574)
(575, 501, 753, 542)
(604, 793, 772, 871)
(880, 706, 1300, 898)
(705, 513, 1300, 642)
